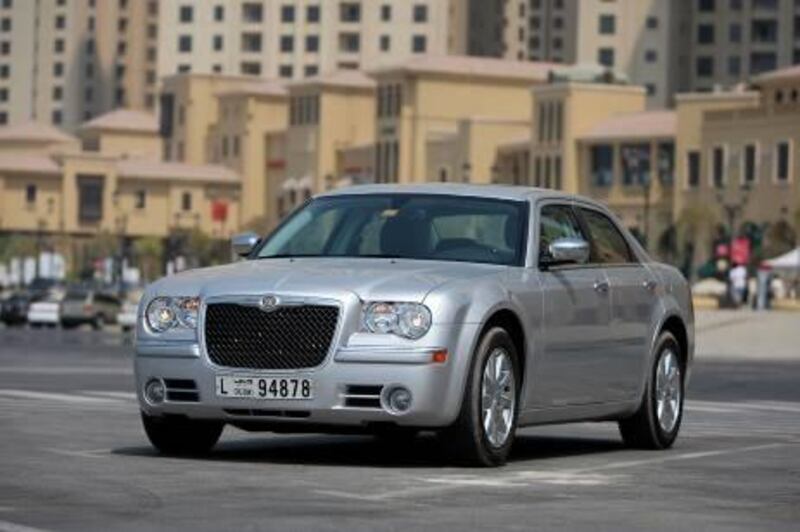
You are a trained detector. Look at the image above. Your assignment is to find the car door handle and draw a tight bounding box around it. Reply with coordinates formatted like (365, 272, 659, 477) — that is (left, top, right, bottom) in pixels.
(642, 280, 658, 292)
(593, 280, 610, 294)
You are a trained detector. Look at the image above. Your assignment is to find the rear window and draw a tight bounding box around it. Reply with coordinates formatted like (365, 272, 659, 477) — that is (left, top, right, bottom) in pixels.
(64, 290, 89, 302)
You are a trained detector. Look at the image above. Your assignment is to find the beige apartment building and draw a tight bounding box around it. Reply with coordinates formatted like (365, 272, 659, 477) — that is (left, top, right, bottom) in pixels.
(371, 55, 555, 184)
(275, 70, 375, 215)
(157, 0, 466, 81)
(687, 0, 800, 92)
(479, 0, 686, 108)
(674, 65, 800, 268)
(0, 112, 241, 271)
(0, 0, 159, 130)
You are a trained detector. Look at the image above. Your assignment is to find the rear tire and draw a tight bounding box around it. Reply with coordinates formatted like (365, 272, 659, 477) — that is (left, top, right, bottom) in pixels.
(618, 331, 684, 449)
(441, 327, 520, 467)
(92, 314, 104, 330)
(141, 412, 224, 456)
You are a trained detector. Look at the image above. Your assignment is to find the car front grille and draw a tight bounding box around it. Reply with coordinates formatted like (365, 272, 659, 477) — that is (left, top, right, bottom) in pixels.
(204, 302, 339, 370)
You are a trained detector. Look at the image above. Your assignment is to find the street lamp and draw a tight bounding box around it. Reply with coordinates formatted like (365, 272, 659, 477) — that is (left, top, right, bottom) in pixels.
(715, 183, 751, 305)
(112, 190, 129, 294)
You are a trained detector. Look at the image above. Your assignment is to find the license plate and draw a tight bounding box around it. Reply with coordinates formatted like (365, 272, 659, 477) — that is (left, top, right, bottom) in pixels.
(215, 376, 314, 400)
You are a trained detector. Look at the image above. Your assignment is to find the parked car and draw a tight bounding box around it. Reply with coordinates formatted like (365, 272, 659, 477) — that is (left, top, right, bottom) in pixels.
(60, 289, 121, 329)
(27, 292, 63, 328)
(135, 184, 694, 466)
(1, 292, 41, 326)
(117, 290, 143, 333)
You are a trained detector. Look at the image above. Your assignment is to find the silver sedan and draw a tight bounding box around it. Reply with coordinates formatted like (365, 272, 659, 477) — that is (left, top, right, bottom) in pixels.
(135, 184, 693, 466)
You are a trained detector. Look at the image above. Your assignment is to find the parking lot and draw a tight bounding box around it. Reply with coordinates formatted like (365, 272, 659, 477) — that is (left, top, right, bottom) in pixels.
(0, 310, 799, 531)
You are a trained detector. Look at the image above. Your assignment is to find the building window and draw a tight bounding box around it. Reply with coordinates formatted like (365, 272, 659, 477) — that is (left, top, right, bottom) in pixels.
(0, 40, 8, 54)
(279, 64, 293, 78)
(729, 23, 741, 43)
(620, 144, 651, 186)
(26, 184, 36, 204)
(177, 64, 190, 73)
(213, 34, 223, 51)
(696, 56, 714, 77)
(412, 35, 427, 53)
(380, 34, 390, 51)
(178, 5, 192, 23)
(242, 33, 262, 52)
(728, 56, 741, 76)
(381, 4, 392, 21)
(281, 5, 295, 23)
(711, 146, 725, 187)
(53, 62, 64, 77)
(598, 48, 614, 67)
(52, 86, 62, 101)
(750, 52, 777, 74)
(698, 0, 715, 12)
(55, 15, 65, 29)
(241, 61, 261, 75)
(214, 5, 224, 21)
(413, 4, 427, 23)
(687, 151, 701, 188)
(645, 50, 657, 63)
(280, 35, 293, 52)
(658, 143, 674, 184)
(307, 5, 320, 23)
(54, 39, 65, 53)
(135, 190, 146, 209)
(181, 192, 192, 211)
(339, 32, 360, 52)
(730, 0, 742, 9)
(646, 16, 658, 29)
(78, 176, 103, 223)
(242, 3, 263, 23)
(646, 83, 657, 96)
(306, 35, 319, 52)
(743, 144, 757, 184)
(178, 35, 191, 52)
(776, 141, 791, 182)
(751, 20, 778, 43)
(599, 14, 615, 35)
(591, 145, 614, 187)
(304, 64, 318, 77)
(340, 3, 361, 22)
(697, 24, 715, 44)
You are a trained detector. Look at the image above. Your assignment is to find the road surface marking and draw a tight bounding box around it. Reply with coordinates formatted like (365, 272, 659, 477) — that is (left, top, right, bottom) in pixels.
(81, 391, 137, 401)
(0, 390, 126, 404)
(43, 448, 111, 459)
(0, 366, 132, 376)
(0, 520, 50, 532)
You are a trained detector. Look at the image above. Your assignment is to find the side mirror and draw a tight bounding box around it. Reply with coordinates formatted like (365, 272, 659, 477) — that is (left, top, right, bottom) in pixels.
(543, 237, 590, 267)
(231, 232, 260, 258)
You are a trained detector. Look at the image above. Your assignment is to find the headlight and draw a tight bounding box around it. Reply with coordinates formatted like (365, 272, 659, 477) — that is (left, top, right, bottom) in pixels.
(145, 296, 200, 332)
(363, 302, 432, 340)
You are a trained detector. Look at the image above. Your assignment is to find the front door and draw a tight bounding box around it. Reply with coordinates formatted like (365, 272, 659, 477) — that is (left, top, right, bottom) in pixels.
(577, 207, 657, 402)
(534, 204, 614, 407)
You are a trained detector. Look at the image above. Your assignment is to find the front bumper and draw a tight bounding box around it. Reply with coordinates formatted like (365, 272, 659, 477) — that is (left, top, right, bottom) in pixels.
(134, 323, 480, 429)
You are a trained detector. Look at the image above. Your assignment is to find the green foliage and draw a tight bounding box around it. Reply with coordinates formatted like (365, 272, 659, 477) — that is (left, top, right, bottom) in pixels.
(133, 237, 164, 282)
(0, 234, 39, 262)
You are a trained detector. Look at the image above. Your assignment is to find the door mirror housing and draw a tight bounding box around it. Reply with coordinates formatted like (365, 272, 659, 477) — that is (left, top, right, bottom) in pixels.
(542, 237, 590, 267)
(231, 232, 260, 258)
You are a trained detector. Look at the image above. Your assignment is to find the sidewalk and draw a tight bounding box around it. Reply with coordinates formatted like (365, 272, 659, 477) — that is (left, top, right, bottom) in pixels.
(695, 309, 800, 361)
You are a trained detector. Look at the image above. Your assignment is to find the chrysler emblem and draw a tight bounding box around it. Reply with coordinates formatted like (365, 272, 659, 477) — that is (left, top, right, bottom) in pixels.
(258, 295, 280, 312)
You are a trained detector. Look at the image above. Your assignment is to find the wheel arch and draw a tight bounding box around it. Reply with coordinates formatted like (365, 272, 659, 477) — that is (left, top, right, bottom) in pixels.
(658, 314, 689, 374)
(477, 308, 527, 390)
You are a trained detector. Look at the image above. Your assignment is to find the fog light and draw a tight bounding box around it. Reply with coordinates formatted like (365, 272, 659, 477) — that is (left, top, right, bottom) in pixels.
(386, 387, 412, 414)
(144, 378, 166, 405)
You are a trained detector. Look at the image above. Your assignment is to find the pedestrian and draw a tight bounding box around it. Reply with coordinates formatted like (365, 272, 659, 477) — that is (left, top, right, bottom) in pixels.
(729, 263, 747, 307)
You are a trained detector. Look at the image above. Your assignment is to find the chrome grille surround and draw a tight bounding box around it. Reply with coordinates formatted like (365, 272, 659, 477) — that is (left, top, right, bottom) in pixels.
(201, 295, 342, 371)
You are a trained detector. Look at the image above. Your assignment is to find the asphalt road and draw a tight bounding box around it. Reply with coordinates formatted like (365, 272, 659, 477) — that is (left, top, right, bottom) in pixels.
(0, 311, 798, 531)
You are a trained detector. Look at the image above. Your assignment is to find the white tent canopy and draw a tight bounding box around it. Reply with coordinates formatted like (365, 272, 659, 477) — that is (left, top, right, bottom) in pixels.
(765, 248, 800, 270)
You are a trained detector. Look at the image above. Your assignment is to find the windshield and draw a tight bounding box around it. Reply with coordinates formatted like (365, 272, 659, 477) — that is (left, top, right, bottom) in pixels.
(255, 194, 528, 266)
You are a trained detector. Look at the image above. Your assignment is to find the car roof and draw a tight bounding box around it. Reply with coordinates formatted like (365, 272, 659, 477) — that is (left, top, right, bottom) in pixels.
(317, 183, 579, 203)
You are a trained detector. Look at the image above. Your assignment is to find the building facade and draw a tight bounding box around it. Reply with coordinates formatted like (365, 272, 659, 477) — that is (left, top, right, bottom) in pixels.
(0, 0, 159, 130)
(156, 0, 465, 81)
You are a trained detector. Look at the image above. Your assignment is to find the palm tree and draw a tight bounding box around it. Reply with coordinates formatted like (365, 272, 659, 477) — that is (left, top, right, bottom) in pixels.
(132, 237, 164, 282)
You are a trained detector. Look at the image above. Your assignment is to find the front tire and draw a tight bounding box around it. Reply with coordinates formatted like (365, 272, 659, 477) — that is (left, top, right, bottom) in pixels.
(442, 327, 520, 467)
(141, 412, 224, 456)
(618, 331, 684, 449)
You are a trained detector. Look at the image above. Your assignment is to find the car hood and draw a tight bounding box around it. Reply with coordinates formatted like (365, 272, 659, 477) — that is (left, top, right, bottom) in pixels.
(146, 258, 504, 303)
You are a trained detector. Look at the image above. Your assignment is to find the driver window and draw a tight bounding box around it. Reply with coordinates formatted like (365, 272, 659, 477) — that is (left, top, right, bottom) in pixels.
(538, 204, 585, 262)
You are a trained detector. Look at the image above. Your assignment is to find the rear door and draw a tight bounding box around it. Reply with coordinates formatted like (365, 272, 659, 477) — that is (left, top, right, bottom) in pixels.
(535, 203, 614, 407)
(576, 206, 657, 402)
